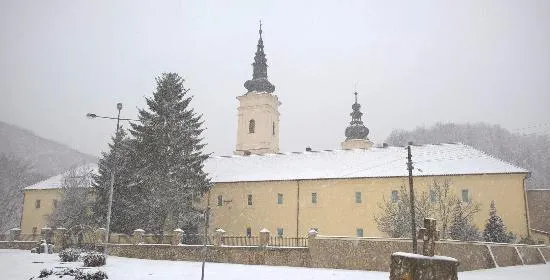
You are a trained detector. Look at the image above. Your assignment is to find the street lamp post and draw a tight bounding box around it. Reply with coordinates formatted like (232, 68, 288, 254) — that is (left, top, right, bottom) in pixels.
(86, 103, 136, 245)
(105, 103, 122, 245)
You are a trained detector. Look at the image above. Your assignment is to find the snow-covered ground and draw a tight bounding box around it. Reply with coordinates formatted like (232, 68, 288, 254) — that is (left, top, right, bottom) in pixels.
(1, 249, 548, 280)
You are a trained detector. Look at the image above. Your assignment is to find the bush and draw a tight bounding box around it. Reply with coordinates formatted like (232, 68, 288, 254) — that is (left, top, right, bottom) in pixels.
(38, 269, 52, 278)
(83, 252, 106, 267)
(59, 248, 81, 262)
(519, 235, 537, 245)
(30, 268, 108, 280)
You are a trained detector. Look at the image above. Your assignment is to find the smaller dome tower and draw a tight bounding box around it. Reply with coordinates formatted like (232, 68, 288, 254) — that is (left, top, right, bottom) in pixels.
(341, 92, 373, 150)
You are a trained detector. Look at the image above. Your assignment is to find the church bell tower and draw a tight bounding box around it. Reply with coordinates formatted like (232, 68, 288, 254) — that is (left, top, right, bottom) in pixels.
(235, 22, 281, 155)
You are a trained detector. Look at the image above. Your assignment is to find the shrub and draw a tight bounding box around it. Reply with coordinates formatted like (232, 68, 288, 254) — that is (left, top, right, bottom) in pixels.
(30, 268, 108, 280)
(38, 269, 52, 278)
(83, 252, 106, 267)
(519, 235, 537, 245)
(59, 248, 81, 262)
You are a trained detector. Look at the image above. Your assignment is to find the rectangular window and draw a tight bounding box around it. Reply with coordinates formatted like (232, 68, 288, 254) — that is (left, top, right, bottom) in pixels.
(391, 190, 398, 202)
(429, 190, 436, 203)
(277, 228, 284, 237)
(356, 228, 364, 237)
(462, 189, 470, 203)
(277, 193, 284, 204)
(311, 192, 317, 204)
(35, 199, 41, 209)
(355, 192, 362, 203)
(53, 199, 58, 208)
(246, 227, 252, 237)
(217, 195, 223, 206)
(247, 194, 253, 206)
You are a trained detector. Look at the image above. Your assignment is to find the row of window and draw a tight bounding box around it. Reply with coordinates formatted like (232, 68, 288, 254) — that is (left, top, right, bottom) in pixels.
(217, 192, 318, 207)
(390, 189, 471, 203)
(34, 199, 57, 209)
(217, 189, 471, 207)
(248, 119, 276, 135)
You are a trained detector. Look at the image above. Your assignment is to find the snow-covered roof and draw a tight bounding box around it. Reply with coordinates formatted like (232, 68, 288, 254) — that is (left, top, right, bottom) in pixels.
(24, 163, 98, 190)
(205, 143, 528, 183)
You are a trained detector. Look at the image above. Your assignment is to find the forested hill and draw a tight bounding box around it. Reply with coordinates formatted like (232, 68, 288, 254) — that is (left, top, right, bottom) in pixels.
(0, 121, 97, 176)
(0, 121, 97, 232)
(385, 123, 550, 189)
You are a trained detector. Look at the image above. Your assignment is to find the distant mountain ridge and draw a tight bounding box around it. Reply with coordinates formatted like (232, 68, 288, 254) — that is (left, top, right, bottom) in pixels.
(385, 122, 550, 189)
(0, 121, 97, 232)
(0, 121, 97, 176)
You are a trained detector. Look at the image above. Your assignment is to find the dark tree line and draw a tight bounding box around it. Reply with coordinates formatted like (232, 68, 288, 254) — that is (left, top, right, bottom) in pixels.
(386, 122, 550, 189)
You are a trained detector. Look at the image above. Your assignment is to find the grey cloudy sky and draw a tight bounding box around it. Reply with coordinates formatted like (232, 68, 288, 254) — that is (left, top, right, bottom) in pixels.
(1, 0, 549, 157)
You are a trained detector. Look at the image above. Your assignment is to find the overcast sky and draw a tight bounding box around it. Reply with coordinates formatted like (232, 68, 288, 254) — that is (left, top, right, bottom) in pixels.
(1, 0, 549, 157)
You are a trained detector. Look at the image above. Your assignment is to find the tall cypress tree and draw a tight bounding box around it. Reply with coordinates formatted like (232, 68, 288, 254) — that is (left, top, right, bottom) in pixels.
(483, 200, 515, 243)
(130, 73, 211, 233)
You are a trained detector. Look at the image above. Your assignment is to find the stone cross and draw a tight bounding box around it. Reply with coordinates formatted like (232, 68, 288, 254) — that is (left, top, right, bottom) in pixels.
(418, 218, 439, 257)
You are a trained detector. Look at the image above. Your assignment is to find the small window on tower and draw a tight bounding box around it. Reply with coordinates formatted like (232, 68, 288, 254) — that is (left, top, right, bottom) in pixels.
(217, 195, 223, 206)
(272, 122, 275, 135)
(247, 194, 253, 206)
(249, 119, 255, 133)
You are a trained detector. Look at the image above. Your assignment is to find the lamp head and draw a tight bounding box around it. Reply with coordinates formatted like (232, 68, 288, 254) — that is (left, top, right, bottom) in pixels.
(86, 113, 97, 119)
(117, 103, 123, 111)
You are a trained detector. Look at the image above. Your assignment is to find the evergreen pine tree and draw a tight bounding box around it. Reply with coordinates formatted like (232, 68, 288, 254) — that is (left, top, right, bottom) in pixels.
(449, 200, 481, 241)
(130, 73, 211, 233)
(92, 128, 142, 234)
(483, 200, 515, 243)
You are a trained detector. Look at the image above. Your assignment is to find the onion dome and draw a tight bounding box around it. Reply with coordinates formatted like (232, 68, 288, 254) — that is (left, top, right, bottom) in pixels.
(345, 92, 370, 140)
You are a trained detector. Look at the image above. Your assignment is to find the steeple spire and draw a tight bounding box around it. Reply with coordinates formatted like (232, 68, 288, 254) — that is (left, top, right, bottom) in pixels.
(345, 92, 369, 140)
(244, 21, 275, 93)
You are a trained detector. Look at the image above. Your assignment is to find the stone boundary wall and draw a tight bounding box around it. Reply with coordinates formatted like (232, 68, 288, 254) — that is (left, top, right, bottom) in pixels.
(105, 237, 548, 272)
(0, 241, 37, 250)
(516, 246, 546, 264)
(489, 245, 523, 267)
(433, 241, 494, 271)
(3, 235, 547, 272)
(540, 247, 550, 261)
(108, 244, 310, 267)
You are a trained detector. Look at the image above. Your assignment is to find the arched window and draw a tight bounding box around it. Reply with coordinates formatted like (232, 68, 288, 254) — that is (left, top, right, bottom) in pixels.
(249, 119, 255, 133)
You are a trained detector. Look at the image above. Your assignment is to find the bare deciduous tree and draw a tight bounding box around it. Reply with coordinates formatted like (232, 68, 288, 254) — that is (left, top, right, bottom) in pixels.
(49, 166, 97, 230)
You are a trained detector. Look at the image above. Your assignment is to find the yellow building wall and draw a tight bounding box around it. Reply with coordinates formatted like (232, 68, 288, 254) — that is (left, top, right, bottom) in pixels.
(209, 173, 529, 239)
(20, 189, 63, 234)
(20, 173, 528, 240)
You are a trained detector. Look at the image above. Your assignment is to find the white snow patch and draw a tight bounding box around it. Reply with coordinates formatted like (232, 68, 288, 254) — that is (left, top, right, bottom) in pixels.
(392, 252, 458, 262)
(2, 249, 550, 280)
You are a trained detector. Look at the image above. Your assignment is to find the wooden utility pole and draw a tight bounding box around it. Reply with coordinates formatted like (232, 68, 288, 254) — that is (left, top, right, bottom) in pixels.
(407, 143, 418, 254)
